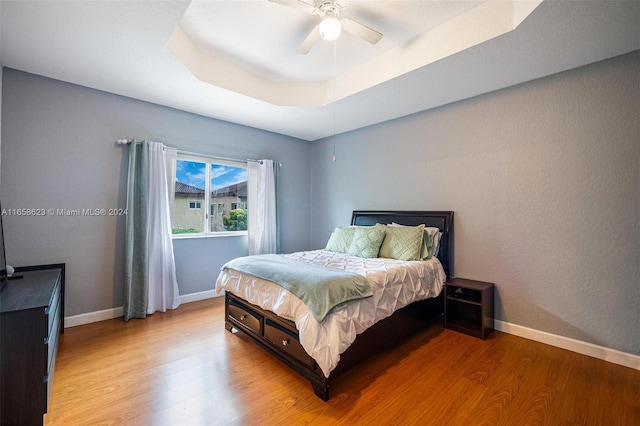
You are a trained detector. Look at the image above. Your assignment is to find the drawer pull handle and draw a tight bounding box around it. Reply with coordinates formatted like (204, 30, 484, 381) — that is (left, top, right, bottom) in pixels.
(282, 339, 290, 347)
(240, 315, 247, 321)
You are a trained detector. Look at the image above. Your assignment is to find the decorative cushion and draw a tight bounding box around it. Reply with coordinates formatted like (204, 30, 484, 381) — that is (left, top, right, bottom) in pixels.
(347, 228, 386, 258)
(389, 223, 441, 260)
(375, 223, 425, 261)
(325, 227, 357, 253)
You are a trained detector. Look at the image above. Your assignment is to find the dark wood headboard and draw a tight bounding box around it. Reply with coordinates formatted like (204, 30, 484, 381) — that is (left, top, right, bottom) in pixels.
(351, 210, 454, 279)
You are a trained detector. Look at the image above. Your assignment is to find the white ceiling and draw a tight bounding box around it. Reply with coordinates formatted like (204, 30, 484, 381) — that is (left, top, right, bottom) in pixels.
(177, 0, 484, 83)
(1, 1, 639, 141)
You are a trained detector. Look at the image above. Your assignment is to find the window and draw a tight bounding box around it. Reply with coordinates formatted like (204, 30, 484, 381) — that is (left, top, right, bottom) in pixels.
(210, 203, 224, 217)
(171, 154, 248, 236)
(231, 202, 248, 210)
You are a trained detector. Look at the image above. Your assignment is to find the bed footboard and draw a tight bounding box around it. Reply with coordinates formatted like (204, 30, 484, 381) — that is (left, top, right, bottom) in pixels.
(225, 292, 330, 397)
(224, 291, 443, 401)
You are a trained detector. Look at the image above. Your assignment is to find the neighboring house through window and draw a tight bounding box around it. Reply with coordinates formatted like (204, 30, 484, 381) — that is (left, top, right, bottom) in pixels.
(171, 154, 248, 235)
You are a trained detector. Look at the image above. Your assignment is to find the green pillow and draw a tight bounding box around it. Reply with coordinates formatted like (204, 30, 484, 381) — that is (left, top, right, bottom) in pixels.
(325, 227, 357, 253)
(387, 222, 437, 260)
(347, 228, 386, 258)
(375, 224, 425, 261)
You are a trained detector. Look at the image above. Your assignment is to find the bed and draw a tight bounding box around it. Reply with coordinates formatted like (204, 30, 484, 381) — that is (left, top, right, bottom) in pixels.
(216, 210, 453, 400)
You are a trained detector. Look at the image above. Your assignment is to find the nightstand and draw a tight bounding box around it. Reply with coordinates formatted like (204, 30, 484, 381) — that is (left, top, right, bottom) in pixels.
(444, 278, 494, 339)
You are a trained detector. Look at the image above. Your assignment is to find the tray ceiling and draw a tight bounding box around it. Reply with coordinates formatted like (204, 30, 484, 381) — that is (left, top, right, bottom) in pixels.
(1, 1, 639, 141)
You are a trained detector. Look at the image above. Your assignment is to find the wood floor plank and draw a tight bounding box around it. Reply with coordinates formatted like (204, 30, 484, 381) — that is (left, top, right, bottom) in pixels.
(44, 298, 640, 425)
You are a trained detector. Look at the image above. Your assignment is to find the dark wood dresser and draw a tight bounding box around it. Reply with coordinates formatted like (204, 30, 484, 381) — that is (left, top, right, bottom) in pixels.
(1, 264, 65, 425)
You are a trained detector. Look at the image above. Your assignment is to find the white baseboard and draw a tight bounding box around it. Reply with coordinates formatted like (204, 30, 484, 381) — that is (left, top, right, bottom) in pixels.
(65, 306, 125, 328)
(64, 299, 639, 371)
(179, 289, 219, 304)
(495, 320, 640, 371)
(64, 290, 221, 328)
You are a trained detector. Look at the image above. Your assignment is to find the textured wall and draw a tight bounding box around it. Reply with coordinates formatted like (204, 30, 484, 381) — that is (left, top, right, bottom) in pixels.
(310, 51, 640, 355)
(1, 69, 311, 315)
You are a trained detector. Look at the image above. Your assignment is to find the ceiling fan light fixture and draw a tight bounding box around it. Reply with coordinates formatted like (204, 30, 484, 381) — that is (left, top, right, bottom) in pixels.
(319, 16, 342, 41)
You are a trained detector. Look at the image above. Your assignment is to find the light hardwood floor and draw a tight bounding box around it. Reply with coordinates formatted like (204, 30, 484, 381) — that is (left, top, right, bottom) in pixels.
(45, 298, 639, 425)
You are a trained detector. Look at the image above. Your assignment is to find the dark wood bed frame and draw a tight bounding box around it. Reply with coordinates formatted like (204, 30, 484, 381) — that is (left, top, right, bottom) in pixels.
(224, 211, 454, 401)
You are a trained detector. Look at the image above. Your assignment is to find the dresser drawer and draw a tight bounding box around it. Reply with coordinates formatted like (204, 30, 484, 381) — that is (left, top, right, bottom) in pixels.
(45, 340, 59, 413)
(46, 303, 61, 373)
(228, 298, 263, 335)
(46, 277, 61, 335)
(264, 319, 314, 368)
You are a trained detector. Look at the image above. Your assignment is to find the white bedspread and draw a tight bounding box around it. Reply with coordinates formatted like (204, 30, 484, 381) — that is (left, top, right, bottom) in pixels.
(215, 249, 446, 378)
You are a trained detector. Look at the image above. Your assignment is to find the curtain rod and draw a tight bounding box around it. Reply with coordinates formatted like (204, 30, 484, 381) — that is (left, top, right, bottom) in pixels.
(116, 139, 280, 166)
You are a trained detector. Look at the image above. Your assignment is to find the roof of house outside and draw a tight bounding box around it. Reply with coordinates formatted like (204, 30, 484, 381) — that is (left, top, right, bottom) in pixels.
(175, 181, 204, 195)
(175, 181, 247, 198)
(212, 181, 247, 198)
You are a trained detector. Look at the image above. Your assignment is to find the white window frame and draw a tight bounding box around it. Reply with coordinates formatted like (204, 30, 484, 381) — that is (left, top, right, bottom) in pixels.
(172, 153, 248, 239)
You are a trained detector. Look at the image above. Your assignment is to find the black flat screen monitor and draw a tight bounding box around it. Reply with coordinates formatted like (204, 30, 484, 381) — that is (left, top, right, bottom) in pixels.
(0, 202, 8, 292)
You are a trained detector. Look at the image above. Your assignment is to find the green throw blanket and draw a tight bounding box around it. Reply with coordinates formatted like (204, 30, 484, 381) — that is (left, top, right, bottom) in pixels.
(222, 254, 373, 323)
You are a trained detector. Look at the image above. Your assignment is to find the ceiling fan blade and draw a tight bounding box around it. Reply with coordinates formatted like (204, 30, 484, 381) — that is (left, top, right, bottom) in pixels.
(340, 18, 383, 45)
(268, 0, 317, 14)
(296, 25, 320, 55)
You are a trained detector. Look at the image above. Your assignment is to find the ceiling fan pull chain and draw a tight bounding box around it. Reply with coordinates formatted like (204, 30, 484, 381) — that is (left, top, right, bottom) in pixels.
(332, 40, 337, 163)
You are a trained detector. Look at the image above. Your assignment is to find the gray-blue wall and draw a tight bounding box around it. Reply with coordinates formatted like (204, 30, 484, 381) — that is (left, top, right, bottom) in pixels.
(2, 51, 638, 358)
(309, 51, 640, 356)
(1, 69, 311, 316)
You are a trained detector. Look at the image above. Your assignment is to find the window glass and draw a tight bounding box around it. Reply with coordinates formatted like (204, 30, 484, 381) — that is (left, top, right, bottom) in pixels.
(171, 156, 247, 236)
(172, 160, 205, 234)
(210, 163, 247, 232)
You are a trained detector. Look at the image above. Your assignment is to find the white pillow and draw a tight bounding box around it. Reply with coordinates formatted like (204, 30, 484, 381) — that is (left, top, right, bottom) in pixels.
(431, 231, 443, 257)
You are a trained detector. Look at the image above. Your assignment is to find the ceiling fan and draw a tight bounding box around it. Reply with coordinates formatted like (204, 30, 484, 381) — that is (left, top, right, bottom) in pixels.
(269, 0, 383, 54)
